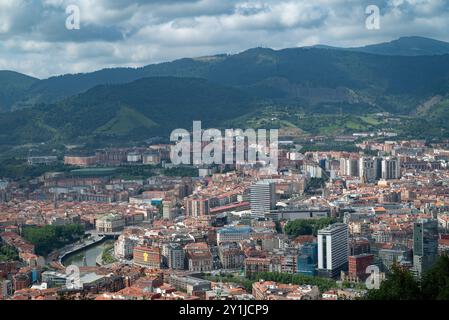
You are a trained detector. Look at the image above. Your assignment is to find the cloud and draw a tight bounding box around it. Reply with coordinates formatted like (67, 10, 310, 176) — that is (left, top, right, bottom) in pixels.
(0, 0, 448, 78)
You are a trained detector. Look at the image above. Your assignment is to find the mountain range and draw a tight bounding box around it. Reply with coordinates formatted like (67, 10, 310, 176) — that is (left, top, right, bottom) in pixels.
(1, 36, 449, 149)
(311, 36, 449, 56)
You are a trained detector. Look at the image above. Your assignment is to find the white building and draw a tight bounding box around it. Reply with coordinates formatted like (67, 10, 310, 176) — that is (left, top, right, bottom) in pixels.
(250, 181, 276, 215)
(318, 223, 349, 278)
(381, 157, 401, 180)
(303, 164, 323, 178)
(339, 158, 359, 177)
(127, 153, 142, 163)
(359, 157, 380, 183)
(114, 235, 140, 260)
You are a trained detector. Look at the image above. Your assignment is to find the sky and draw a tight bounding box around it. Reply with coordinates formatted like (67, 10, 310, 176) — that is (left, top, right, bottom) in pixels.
(0, 0, 448, 78)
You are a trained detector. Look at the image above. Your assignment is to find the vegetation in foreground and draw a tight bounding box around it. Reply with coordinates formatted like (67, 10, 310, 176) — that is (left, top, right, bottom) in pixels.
(367, 255, 449, 300)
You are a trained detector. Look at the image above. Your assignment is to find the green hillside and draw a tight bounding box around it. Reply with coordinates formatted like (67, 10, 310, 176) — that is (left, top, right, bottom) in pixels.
(95, 106, 158, 135)
(0, 71, 38, 112)
(0, 77, 256, 146)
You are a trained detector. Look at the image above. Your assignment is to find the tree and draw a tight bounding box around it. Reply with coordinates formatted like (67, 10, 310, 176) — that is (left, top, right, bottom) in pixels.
(366, 264, 421, 300)
(366, 255, 449, 300)
(0, 242, 19, 262)
(421, 255, 449, 300)
(22, 224, 85, 256)
(284, 220, 313, 236)
(284, 217, 338, 237)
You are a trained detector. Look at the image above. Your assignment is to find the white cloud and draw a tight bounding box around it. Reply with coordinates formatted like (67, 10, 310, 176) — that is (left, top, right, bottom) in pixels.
(0, 0, 448, 78)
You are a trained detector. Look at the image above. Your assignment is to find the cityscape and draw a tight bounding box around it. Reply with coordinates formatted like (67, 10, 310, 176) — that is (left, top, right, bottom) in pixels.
(1, 0, 449, 305)
(2, 128, 449, 301)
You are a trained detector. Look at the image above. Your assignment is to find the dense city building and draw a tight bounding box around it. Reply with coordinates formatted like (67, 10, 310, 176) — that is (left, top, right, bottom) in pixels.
(1, 133, 449, 302)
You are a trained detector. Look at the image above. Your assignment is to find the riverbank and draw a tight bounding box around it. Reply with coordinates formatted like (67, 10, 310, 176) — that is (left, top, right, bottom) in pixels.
(59, 234, 107, 266)
(63, 238, 117, 267)
(99, 242, 116, 266)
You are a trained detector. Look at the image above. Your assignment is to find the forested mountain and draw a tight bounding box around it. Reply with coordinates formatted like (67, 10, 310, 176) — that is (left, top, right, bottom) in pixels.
(0, 77, 255, 145)
(3, 36, 449, 112)
(1, 36, 449, 147)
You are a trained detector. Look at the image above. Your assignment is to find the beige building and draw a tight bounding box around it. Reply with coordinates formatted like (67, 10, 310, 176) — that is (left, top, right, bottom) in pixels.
(96, 214, 125, 233)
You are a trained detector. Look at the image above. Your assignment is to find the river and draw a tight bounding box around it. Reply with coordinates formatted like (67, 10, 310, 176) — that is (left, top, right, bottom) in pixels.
(62, 240, 114, 267)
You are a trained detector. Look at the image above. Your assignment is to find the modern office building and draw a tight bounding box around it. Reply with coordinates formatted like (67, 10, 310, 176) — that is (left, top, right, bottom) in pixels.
(297, 242, 318, 276)
(413, 219, 439, 277)
(317, 223, 349, 278)
(41, 271, 69, 288)
(250, 181, 276, 215)
(42, 271, 107, 290)
(381, 157, 401, 180)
